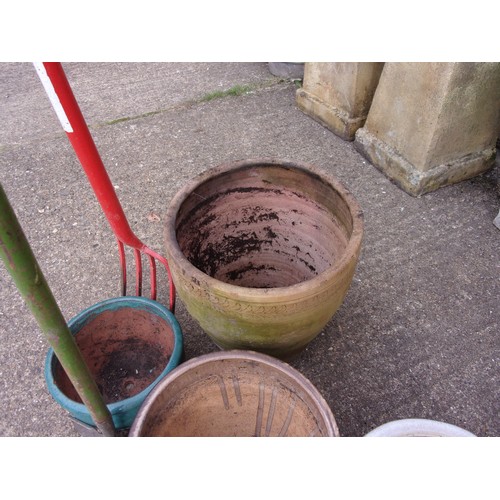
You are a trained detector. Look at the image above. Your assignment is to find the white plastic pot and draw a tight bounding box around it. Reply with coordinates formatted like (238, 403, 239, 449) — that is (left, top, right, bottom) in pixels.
(365, 418, 475, 437)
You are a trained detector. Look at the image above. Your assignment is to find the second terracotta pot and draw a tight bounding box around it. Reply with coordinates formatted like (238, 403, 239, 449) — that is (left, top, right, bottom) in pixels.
(164, 158, 363, 360)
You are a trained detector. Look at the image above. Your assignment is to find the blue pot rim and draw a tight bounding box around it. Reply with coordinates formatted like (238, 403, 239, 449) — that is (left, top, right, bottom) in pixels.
(44, 296, 183, 424)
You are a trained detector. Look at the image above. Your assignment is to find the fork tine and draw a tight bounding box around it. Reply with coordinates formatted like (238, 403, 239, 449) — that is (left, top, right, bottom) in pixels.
(163, 258, 176, 313)
(148, 254, 157, 301)
(118, 243, 175, 309)
(117, 239, 127, 296)
(144, 247, 176, 313)
(134, 248, 142, 296)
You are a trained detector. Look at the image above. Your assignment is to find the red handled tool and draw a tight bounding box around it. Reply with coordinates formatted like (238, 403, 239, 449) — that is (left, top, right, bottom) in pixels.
(34, 62, 175, 312)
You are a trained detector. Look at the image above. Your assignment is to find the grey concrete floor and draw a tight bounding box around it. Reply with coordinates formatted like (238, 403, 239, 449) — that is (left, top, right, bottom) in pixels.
(0, 62, 498, 437)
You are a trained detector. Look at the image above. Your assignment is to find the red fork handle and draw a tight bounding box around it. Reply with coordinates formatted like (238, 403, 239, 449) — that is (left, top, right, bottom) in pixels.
(35, 62, 143, 249)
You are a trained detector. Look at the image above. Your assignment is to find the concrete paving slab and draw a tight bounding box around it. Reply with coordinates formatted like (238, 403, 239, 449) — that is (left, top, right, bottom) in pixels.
(0, 62, 498, 436)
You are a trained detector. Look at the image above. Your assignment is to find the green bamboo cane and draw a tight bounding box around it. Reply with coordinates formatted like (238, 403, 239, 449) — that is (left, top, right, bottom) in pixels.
(0, 183, 116, 436)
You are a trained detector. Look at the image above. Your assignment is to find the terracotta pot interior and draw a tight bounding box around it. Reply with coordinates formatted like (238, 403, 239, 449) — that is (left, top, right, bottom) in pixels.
(53, 308, 174, 404)
(134, 358, 335, 437)
(175, 164, 353, 288)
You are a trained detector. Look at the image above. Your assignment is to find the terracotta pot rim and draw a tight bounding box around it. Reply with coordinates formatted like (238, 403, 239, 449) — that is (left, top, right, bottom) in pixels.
(164, 158, 363, 299)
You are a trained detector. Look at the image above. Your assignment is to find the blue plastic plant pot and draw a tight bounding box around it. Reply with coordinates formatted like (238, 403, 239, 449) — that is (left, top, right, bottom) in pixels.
(44, 296, 183, 430)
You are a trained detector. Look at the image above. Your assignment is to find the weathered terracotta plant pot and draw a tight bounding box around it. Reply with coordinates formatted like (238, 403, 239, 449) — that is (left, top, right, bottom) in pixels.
(164, 158, 363, 360)
(129, 350, 339, 437)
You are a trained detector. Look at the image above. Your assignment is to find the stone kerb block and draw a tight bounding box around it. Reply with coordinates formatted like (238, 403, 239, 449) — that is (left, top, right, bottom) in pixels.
(354, 62, 500, 196)
(296, 62, 385, 141)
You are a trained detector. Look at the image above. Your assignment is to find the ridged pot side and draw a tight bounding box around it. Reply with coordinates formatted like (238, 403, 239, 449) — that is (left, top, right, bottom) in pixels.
(164, 159, 363, 360)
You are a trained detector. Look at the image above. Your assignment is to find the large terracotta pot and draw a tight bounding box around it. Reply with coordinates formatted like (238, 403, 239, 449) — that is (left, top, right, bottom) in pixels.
(163, 159, 363, 360)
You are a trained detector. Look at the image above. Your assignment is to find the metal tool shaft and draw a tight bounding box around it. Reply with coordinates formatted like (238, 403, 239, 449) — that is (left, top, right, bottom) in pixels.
(0, 183, 116, 436)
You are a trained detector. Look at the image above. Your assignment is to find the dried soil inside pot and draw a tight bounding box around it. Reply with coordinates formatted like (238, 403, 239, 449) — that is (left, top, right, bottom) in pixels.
(54, 308, 174, 404)
(175, 165, 351, 288)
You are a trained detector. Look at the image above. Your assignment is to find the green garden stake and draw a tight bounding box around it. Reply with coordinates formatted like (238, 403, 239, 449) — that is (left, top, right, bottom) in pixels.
(0, 183, 116, 436)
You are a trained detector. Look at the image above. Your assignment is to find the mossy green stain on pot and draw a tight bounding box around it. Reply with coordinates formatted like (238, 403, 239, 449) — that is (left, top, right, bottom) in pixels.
(170, 245, 359, 359)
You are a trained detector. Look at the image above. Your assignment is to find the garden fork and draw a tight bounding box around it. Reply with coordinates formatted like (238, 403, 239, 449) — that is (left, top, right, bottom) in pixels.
(34, 62, 175, 312)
